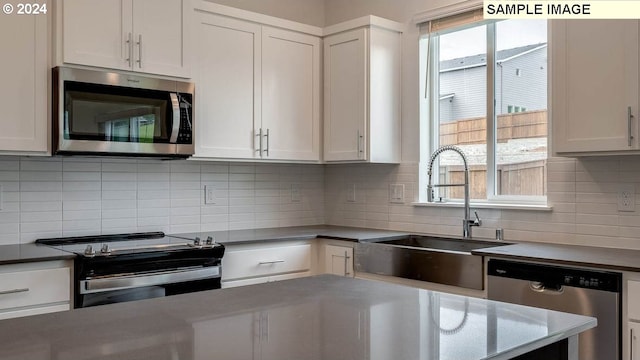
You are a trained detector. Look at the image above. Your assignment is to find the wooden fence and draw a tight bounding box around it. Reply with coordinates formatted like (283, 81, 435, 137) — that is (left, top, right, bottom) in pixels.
(440, 110, 547, 145)
(440, 159, 547, 198)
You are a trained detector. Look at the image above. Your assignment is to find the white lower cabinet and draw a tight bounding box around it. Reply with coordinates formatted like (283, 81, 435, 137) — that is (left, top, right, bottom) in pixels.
(628, 278, 640, 360)
(222, 242, 312, 288)
(0, 261, 71, 320)
(194, 312, 256, 360)
(321, 301, 368, 359)
(193, 303, 317, 360)
(322, 242, 354, 277)
(630, 322, 640, 360)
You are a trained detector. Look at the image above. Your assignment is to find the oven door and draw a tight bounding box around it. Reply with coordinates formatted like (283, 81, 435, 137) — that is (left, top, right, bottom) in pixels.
(77, 266, 221, 308)
(53, 67, 193, 157)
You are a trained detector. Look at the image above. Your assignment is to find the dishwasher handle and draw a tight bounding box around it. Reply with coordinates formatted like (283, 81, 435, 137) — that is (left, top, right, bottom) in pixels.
(529, 281, 564, 294)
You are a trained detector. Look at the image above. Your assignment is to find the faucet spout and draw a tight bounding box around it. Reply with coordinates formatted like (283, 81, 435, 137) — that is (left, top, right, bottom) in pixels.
(427, 145, 481, 239)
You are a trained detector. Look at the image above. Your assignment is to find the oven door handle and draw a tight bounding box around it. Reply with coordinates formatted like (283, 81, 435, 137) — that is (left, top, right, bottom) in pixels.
(79, 266, 220, 294)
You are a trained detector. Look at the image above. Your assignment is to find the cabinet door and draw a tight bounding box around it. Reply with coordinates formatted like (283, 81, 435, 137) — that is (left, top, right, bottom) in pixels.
(261, 27, 320, 161)
(324, 28, 368, 161)
(324, 245, 354, 277)
(0, 0, 49, 152)
(193, 312, 258, 360)
(322, 302, 367, 360)
(552, 20, 639, 153)
(63, 0, 133, 71)
(630, 322, 640, 360)
(260, 303, 317, 360)
(193, 13, 261, 159)
(132, 0, 189, 77)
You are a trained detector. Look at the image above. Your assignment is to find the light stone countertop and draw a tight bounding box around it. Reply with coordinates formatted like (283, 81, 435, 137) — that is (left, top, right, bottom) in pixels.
(0, 275, 594, 360)
(473, 242, 640, 272)
(171, 225, 410, 245)
(0, 243, 74, 265)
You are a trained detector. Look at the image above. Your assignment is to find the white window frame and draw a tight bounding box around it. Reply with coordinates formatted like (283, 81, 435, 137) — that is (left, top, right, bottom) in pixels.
(416, 12, 549, 209)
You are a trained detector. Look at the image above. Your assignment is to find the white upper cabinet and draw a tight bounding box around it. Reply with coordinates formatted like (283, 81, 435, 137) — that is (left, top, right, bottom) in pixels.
(194, 13, 261, 159)
(324, 17, 402, 163)
(192, 3, 321, 162)
(324, 29, 367, 162)
(0, 0, 49, 154)
(552, 20, 639, 155)
(62, 0, 190, 78)
(261, 27, 321, 161)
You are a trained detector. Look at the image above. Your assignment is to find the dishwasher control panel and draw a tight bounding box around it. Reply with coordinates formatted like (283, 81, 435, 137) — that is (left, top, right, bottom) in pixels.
(488, 259, 621, 292)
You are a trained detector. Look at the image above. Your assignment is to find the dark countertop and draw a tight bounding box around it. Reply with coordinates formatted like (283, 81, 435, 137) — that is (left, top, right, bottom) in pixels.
(0, 243, 74, 265)
(171, 225, 410, 245)
(0, 275, 594, 360)
(473, 242, 640, 272)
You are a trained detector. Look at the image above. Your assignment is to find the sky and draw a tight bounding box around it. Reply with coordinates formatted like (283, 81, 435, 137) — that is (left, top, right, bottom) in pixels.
(440, 19, 547, 60)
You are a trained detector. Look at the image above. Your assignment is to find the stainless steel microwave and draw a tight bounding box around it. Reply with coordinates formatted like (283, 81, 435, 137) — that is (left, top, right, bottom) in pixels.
(53, 67, 194, 158)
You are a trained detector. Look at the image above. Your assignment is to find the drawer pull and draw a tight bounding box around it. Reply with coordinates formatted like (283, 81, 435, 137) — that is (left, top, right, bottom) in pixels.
(0, 288, 29, 296)
(258, 260, 285, 265)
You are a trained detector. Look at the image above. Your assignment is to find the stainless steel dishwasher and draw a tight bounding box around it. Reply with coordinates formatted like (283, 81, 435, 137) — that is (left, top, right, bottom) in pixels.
(487, 259, 622, 360)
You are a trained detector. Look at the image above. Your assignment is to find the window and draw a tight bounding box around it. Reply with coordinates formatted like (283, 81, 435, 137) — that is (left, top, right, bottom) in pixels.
(419, 15, 548, 205)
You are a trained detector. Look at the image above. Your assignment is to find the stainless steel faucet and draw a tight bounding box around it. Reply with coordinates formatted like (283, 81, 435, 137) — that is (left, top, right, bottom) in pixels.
(427, 145, 481, 239)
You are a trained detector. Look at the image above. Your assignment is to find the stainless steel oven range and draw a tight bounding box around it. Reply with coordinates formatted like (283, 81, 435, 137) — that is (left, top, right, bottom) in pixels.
(36, 232, 224, 308)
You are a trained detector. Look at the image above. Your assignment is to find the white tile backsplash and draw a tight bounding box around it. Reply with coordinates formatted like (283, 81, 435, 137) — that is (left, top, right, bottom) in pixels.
(0, 157, 324, 244)
(324, 157, 640, 249)
(7, 154, 640, 249)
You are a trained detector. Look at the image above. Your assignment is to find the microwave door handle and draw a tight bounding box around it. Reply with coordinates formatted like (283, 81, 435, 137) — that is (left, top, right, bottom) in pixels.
(169, 93, 180, 143)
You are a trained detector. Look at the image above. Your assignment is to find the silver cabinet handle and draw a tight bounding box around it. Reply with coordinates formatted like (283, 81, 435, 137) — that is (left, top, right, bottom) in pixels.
(629, 106, 634, 147)
(136, 34, 143, 68)
(264, 129, 270, 157)
(258, 260, 285, 265)
(632, 327, 635, 360)
(344, 251, 351, 276)
(357, 130, 364, 159)
(256, 128, 263, 155)
(0, 288, 29, 296)
(125, 32, 133, 68)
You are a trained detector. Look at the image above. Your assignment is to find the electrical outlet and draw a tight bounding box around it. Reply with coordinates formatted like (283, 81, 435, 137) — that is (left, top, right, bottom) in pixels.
(346, 183, 356, 202)
(618, 184, 635, 212)
(204, 185, 215, 204)
(389, 183, 405, 203)
(291, 183, 301, 202)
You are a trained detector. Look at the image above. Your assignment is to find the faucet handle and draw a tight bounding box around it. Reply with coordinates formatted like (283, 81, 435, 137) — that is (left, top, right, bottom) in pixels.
(473, 211, 482, 226)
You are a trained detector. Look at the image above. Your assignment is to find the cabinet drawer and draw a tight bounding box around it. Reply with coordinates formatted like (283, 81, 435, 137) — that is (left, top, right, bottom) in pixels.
(0, 267, 70, 311)
(223, 244, 311, 281)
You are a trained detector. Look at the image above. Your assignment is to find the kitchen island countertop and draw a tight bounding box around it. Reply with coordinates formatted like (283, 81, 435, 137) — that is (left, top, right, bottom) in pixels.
(0, 275, 594, 360)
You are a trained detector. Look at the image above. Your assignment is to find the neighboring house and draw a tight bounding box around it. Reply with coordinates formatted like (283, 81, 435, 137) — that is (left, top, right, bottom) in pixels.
(439, 43, 547, 122)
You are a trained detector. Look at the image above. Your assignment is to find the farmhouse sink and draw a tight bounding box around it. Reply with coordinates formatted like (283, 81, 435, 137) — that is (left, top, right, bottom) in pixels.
(354, 235, 510, 290)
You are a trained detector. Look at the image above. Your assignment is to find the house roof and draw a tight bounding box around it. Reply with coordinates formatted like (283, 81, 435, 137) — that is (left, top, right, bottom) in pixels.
(440, 43, 547, 72)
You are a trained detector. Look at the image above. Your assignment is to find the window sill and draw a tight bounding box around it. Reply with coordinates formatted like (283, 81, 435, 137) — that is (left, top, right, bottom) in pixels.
(412, 201, 552, 211)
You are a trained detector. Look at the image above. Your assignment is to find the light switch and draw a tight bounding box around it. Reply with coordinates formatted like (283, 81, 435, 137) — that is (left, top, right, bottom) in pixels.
(291, 183, 301, 202)
(346, 183, 356, 202)
(389, 184, 405, 203)
(204, 185, 215, 204)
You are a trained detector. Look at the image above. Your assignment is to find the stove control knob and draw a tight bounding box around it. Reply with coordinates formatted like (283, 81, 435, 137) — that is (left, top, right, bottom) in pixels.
(206, 236, 214, 246)
(101, 244, 111, 255)
(84, 245, 95, 257)
(194, 237, 202, 247)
